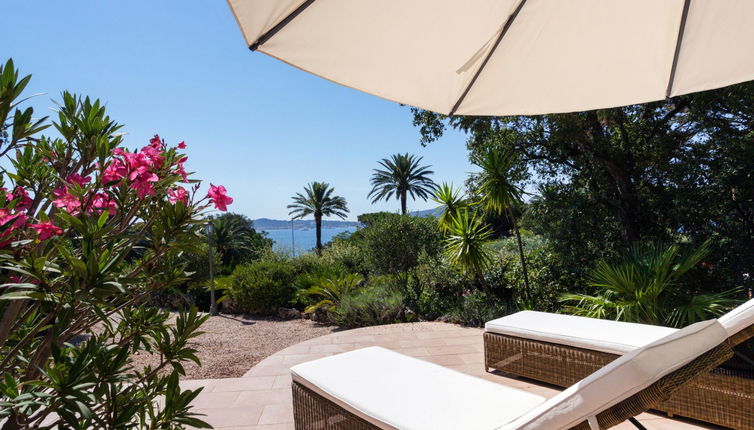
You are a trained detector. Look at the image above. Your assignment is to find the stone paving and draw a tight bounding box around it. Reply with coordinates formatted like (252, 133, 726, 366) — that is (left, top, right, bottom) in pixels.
(181, 322, 714, 430)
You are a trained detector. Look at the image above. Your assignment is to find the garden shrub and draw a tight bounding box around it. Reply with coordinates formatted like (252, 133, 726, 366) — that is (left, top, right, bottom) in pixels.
(360, 214, 442, 275)
(320, 240, 369, 275)
(227, 261, 298, 314)
(452, 290, 508, 327)
(333, 284, 406, 328)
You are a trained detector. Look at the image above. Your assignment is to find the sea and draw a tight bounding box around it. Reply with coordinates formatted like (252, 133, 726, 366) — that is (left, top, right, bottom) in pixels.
(261, 226, 357, 255)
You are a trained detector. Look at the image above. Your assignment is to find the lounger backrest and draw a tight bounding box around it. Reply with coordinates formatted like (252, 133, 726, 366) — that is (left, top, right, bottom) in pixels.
(719, 297, 754, 338)
(498, 319, 728, 430)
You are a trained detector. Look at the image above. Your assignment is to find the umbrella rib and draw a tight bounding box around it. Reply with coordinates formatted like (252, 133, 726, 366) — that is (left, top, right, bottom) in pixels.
(448, 0, 528, 116)
(249, 0, 316, 51)
(665, 0, 692, 99)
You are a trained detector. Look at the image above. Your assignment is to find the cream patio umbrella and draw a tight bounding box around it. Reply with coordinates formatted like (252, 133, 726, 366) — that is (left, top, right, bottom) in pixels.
(227, 0, 754, 116)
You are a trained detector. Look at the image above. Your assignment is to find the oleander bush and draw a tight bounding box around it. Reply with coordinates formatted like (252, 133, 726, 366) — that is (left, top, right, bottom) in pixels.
(0, 59, 234, 429)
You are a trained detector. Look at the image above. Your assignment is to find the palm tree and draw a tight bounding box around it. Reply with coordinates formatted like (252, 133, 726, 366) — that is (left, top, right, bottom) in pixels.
(288, 182, 349, 253)
(431, 182, 469, 232)
(210, 213, 270, 268)
(561, 241, 741, 327)
(443, 210, 495, 297)
(474, 148, 531, 301)
(368, 153, 437, 215)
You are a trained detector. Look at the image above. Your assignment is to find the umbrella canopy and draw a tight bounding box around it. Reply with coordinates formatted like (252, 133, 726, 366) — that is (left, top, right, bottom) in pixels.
(227, 0, 754, 116)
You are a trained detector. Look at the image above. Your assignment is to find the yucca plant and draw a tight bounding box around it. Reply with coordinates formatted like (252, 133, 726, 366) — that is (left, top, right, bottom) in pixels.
(561, 240, 741, 327)
(431, 182, 469, 233)
(474, 147, 531, 301)
(443, 210, 494, 297)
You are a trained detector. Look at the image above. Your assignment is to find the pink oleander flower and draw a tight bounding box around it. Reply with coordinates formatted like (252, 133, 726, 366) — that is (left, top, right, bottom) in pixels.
(67, 173, 92, 188)
(102, 159, 128, 184)
(10, 187, 32, 210)
(168, 186, 189, 205)
(140, 145, 165, 169)
(131, 172, 159, 198)
(174, 156, 188, 182)
(89, 192, 117, 215)
(53, 187, 81, 214)
(29, 222, 63, 241)
(0, 209, 29, 230)
(177, 141, 186, 149)
(0, 209, 29, 247)
(149, 134, 163, 149)
(208, 184, 233, 211)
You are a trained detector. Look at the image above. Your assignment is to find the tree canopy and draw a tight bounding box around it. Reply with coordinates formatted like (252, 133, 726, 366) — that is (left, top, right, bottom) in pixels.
(413, 83, 754, 291)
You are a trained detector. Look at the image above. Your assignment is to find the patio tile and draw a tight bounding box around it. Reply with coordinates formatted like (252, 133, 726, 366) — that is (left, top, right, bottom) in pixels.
(423, 354, 465, 366)
(425, 344, 478, 355)
(443, 335, 484, 345)
(398, 337, 446, 347)
(180, 378, 217, 392)
(193, 406, 263, 428)
(246, 364, 291, 377)
(257, 404, 294, 426)
(277, 344, 310, 355)
(396, 346, 431, 357)
(331, 334, 376, 344)
(191, 391, 242, 409)
(272, 375, 291, 389)
(308, 343, 350, 354)
(211, 377, 276, 392)
(235, 388, 291, 407)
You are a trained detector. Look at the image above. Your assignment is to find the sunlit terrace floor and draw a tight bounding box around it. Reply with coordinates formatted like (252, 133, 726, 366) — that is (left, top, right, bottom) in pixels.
(180, 322, 716, 430)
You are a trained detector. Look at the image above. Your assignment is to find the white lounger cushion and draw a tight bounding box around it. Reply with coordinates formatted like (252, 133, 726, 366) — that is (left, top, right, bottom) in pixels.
(485, 311, 677, 354)
(719, 297, 754, 337)
(291, 346, 546, 430)
(500, 319, 727, 430)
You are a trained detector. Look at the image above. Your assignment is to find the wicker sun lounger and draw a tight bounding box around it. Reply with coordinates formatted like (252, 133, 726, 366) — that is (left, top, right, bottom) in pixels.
(484, 298, 754, 429)
(292, 320, 732, 430)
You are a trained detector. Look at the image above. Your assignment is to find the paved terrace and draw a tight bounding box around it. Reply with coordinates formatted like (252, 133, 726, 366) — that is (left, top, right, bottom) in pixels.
(181, 322, 714, 430)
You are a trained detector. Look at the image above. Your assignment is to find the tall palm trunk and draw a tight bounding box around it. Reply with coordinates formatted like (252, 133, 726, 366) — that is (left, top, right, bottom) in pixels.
(508, 207, 531, 302)
(400, 190, 407, 215)
(315, 213, 323, 254)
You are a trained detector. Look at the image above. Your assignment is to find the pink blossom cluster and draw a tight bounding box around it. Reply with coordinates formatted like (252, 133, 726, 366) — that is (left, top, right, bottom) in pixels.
(0, 186, 62, 244)
(1, 134, 234, 249)
(53, 173, 116, 216)
(100, 135, 232, 212)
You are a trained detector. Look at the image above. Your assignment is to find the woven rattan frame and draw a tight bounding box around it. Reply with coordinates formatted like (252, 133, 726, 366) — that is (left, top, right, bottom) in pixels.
(484, 323, 754, 429)
(292, 341, 733, 430)
(293, 382, 380, 430)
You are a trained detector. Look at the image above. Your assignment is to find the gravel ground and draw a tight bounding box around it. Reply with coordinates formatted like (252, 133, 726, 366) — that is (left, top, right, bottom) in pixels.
(130, 313, 337, 379)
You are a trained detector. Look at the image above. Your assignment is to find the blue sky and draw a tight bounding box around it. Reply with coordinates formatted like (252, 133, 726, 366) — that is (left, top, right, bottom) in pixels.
(2, 1, 474, 221)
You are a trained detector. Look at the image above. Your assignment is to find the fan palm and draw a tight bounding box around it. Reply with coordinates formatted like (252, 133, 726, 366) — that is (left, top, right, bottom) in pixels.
(210, 213, 261, 268)
(288, 182, 349, 253)
(474, 148, 531, 301)
(443, 210, 494, 297)
(561, 241, 741, 327)
(431, 183, 469, 232)
(368, 153, 437, 215)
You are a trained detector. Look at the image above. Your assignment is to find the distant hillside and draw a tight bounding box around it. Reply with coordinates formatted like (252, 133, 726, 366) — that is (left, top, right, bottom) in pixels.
(254, 209, 440, 230)
(410, 207, 442, 218)
(253, 218, 360, 230)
